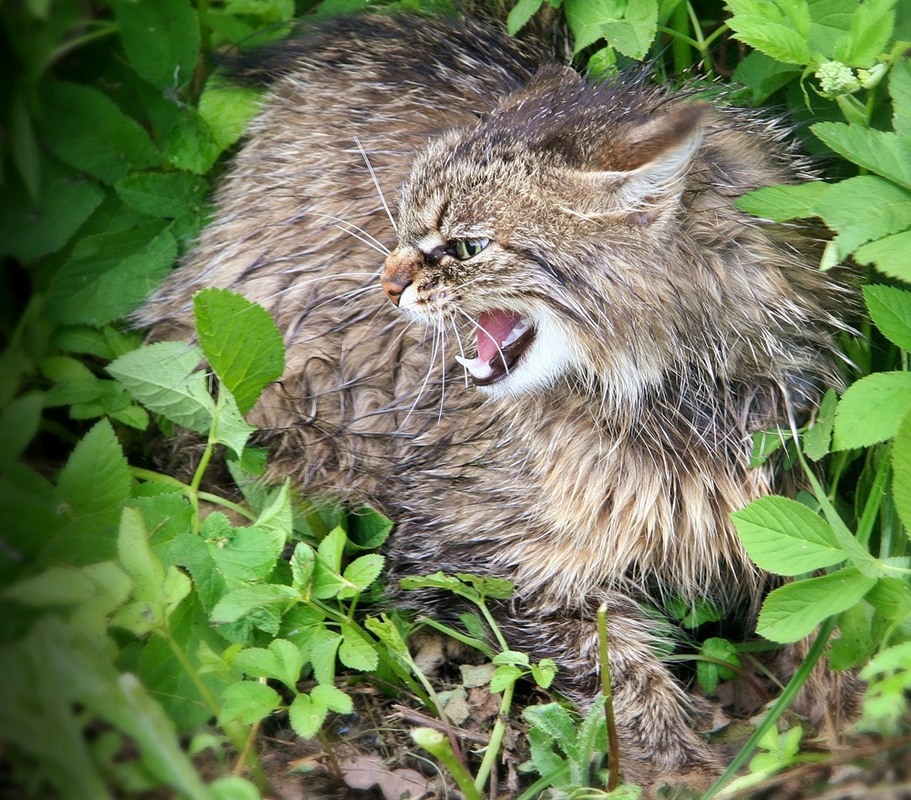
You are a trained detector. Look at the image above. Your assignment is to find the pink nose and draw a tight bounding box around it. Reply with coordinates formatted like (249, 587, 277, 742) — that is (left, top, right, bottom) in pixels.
(381, 248, 419, 306)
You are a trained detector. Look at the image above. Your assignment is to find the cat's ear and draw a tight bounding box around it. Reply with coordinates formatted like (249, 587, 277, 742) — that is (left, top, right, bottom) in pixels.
(581, 103, 707, 221)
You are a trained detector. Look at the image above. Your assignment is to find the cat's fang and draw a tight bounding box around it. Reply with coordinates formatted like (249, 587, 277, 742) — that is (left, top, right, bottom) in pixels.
(455, 354, 496, 382)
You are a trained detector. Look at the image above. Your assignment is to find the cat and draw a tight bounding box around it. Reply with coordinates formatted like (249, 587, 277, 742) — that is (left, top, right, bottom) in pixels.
(136, 10, 854, 789)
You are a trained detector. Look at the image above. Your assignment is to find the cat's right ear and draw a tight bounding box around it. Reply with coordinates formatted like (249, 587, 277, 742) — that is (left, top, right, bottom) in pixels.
(580, 103, 707, 224)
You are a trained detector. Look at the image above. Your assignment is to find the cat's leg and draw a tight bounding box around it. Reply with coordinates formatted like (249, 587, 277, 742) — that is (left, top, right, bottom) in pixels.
(500, 593, 721, 790)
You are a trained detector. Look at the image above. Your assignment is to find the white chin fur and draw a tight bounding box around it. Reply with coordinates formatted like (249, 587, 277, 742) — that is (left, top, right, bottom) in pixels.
(476, 320, 575, 399)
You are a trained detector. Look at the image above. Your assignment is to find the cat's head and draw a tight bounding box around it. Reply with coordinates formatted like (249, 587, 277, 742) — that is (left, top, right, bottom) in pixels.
(381, 68, 806, 406)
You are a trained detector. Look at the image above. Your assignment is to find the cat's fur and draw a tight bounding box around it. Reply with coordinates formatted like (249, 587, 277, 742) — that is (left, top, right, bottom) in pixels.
(137, 12, 853, 788)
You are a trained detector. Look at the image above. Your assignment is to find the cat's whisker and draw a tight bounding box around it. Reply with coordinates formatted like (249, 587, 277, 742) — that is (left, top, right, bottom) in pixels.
(308, 211, 392, 256)
(455, 307, 511, 376)
(355, 136, 398, 234)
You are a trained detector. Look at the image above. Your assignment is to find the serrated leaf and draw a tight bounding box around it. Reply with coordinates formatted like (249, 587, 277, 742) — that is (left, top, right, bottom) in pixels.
(811, 123, 911, 190)
(732, 495, 846, 575)
(311, 684, 353, 714)
(198, 81, 262, 151)
(1, 566, 96, 607)
(530, 659, 557, 689)
(507, 0, 546, 34)
(0, 393, 44, 469)
(115, 171, 208, 219)
(288, 692, 327, 739)
(341, 554, 384, 593)
(219, 681, 280, 726)
(211, 387, 256, 458)
(309, 628, 342, 686)
(725, 0, 813, 64)
(56, 418, 131, 517)
(290, 542, 316, 592)
(490, 664, 523, 693)
(813, 176, 911, 258)
(193, 288, 284, 414)
(338, 625, 378, 671)
(523, 703, 579, 759)
(697, 637, 740, 694)
(855, 230, 911, 281)
(892, 410, 911, 534)
(864, 284, 911, 351)
(107, 341, 214, 433)
(840, 0, 897, 67)
(210, 584, 297, 623)
(735, 181, 829, 222)
(313, 527, 348, 599)
(756, 568, 877, 642)
(732, 50, 802, 104)
(891, 57, 911, 137)
(234, 639, 303, 690)
(803, 388, 837, 461)
(833, 372, 911, 449)
(251, 480, 292, 548)
(40, 82, 160, 184)
(116, 0, 199, 90)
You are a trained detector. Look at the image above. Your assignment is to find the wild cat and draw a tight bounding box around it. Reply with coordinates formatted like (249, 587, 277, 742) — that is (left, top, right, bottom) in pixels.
(137, 10, 853, 788)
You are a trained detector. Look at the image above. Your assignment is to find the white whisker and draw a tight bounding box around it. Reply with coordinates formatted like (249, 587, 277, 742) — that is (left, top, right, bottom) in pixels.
(355, 137, 398, 234)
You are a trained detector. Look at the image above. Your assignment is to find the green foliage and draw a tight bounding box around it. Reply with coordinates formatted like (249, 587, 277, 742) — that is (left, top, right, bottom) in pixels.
(2, 0, 910, 798)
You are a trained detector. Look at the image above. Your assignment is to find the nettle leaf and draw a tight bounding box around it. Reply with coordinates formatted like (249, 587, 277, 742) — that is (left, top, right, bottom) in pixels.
(732, 495, 846, 575)
(892, 410, 911, 534)
(288, 692, 327, 739)
(56, 419, 131, 517)
(308, 629, 342, 686)
(45, 223, 177, 326)
(209, 525, 283, 584)
(107, 341, 214, 433)
(163, 108, 222, 175)
(311, 684, 353, 715)
(563, 0, 658, 59)
(193, 288, 284, 414)
(833, 372, 911, 449)
(116, 0, 199, 90)
(41, 82, 160, 184)
(756, 567, 877, 643)
(219, 681, 280, 727)
(854, 230, 911, 282)
(811, 122, 911, 191)
(210, 584, 297, 624)
(863, 284, 911, 352)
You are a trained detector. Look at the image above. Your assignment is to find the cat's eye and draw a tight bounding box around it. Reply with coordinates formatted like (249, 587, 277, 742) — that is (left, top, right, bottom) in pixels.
(450, 237, 490, 260)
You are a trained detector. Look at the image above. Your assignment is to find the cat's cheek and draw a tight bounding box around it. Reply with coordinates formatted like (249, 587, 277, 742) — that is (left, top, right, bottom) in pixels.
(479, 324, 576, 398)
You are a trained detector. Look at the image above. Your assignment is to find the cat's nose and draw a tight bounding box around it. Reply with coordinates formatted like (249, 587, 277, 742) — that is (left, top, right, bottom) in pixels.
(381, 249, 418, 306)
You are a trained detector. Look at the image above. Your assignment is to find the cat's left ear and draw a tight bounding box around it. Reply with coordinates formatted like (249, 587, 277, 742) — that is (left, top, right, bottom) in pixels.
(583, 103, 707, 220)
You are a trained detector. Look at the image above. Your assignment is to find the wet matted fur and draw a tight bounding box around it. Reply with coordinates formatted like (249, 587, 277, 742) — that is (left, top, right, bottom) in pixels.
(137, 11, 855, 788)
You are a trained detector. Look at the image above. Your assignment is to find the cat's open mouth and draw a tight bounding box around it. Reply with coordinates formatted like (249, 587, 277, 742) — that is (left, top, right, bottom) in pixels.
(455, 310, 535, 386)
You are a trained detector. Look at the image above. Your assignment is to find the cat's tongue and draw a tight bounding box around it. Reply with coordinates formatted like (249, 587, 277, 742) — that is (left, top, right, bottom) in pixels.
(455, 310, 531, 384)
(477, 310, 524, 364)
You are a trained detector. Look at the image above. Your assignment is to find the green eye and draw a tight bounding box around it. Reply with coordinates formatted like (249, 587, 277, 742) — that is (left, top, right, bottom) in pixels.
(451, 237, 490, 260)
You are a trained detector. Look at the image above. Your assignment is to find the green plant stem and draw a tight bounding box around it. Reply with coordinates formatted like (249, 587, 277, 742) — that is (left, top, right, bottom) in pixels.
(702, 617, 837, 799)
(597, 604, 621, 792)
(856, 444, 891, 548)
(669, 0, 692, 73)
(473, 679, 515, 794)
(129, 467, 257, 522)
(412, 728, 481, 800)
(475, 596, 510, 652)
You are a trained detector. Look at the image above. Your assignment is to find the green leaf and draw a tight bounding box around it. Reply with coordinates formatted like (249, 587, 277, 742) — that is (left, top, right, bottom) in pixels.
(308, 628, 342, 686)
(854, 230, 911, 281)
(725, 0, 813, 64)
(210, 388, 256, 458)
(813, 176, 911, 258)
(338, 624, 379, 671)
(193, 288, 285, 414)
(107, 341, 215, 433)
(490, 664, 523, 693)
(1, 566, 96, 607)
(198, 81, 262, 151)
(45, 223, 177, 326)
(208, 777, 261, 800)
(288, 692, 327, 739)
(209, 523, 284, 584)
(507, 0, 546, 34)
(803, 388, 837, 461)
(864, 284, 911, 351)
(833, 372, 911, 449)
(530, 659, 557, 689)
(891, 57, 911, 137)
(735, 182, 828, 221)
(839, 0, 897, 67)
(811, 122, 911, 190)
(892, 410, 911, 534)
(41, 82, 160, 184)
(564, 0, 658, 58)
(732, 50, 802, 104)
(731, 496, 846, 576)
(210, 584, 297, 623)
(341, 554, 384, 594)
(311, 684, 353, 714)
(523, 703, 579, 760)
(697, 637, 740, 694)
(219, 681, 280, 726)
(115, 171, 208, 219)
(116, 0, 200, 89)
(163, 108, 221, 175)
(756, 568, 877, 642)
(290, 542, 316, 592)
(57, 419, 131, 517)
(829, 603, 875, 670)
(0, 393, 44, 469)
(234, 639, 304, 690)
